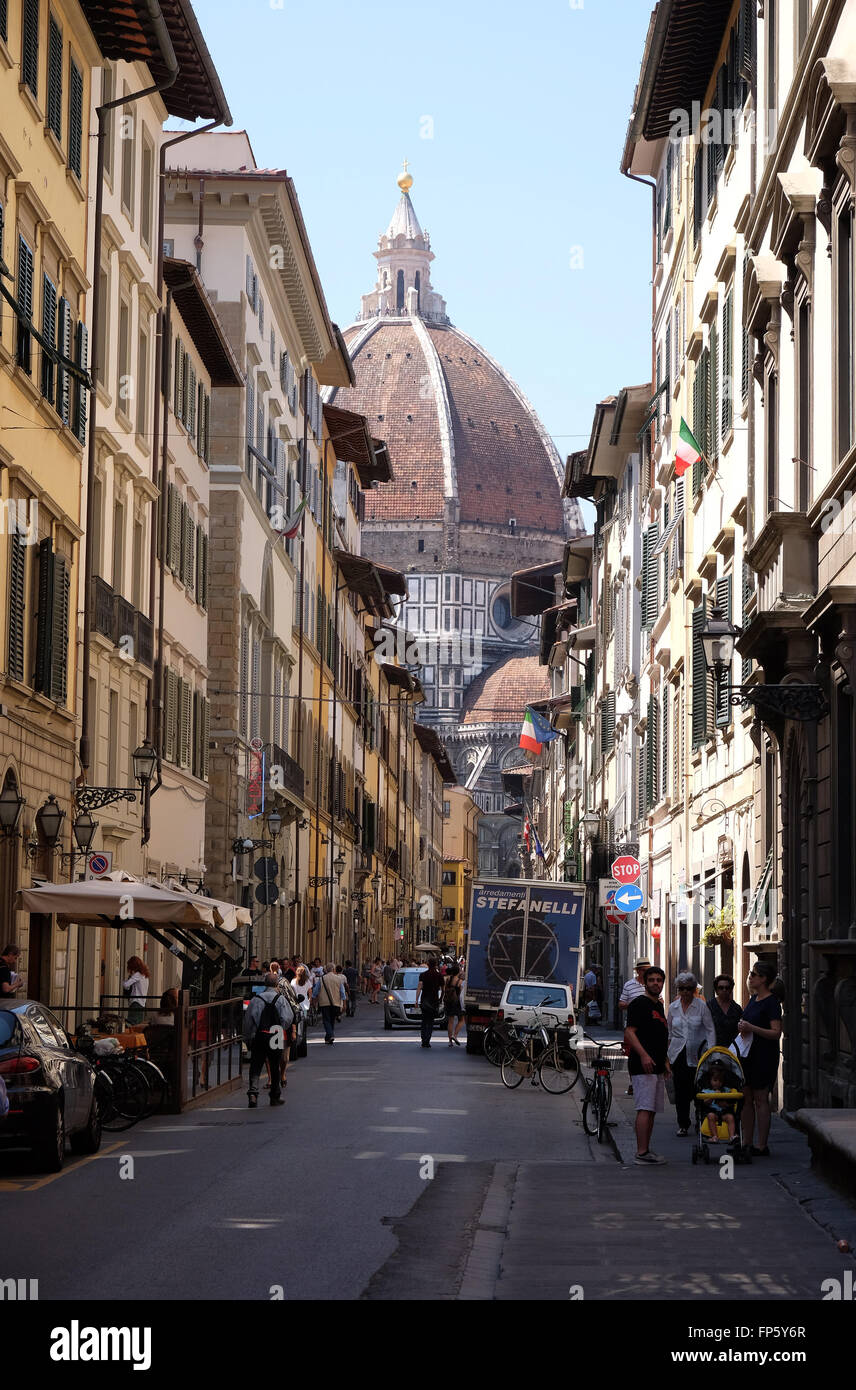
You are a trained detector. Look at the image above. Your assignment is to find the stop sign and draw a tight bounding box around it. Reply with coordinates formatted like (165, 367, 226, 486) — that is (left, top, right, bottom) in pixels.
(611, 855, 641, 883)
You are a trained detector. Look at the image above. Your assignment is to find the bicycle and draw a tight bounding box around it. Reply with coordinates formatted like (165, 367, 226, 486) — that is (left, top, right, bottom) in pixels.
(499, 1004, 564, 1090)
(579, 1033, 624, 1143)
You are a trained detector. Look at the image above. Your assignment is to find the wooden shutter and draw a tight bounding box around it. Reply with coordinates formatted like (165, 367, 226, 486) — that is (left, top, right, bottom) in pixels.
(258, 295, 264, 336)
(239, 626, 249, 736)
(164, 668, 177, 763)
(251, 640, 261, 739)
(715, 575, 733, 727)
(74, 321, 88, 443)
(16, 236, 34, 372)
(34, 538, 54, 694)
(662, 682, 669, 800)
(41, 275, 57, 403)
(600, 692, 616, 755)
(0, 0, 7, 44)
(191, 690, 200, 777)
(664, 141, 673, 231)
(693, 351, 708, 493)
(179, 680, 191, 768)
(21, 0, 39, 95)
(50, 552, 70, 705)
(173, 341, 184, 420)
(692, 604, 708, 747)
(168, 486, 182, 573)
(246, 255, 253, 301)
(68, 59, 83, 179)
(741, 254, 751, 402)
(645, 696, 654, 810)
(693, 147, 704, 243)
(201, 697, 209, 780)
(186, 362, 196, 434)
(709, 322, 719, 462)
(245, 381, 255, 471)
(47, 16, 63, 140)
(8, 532, 27, 681)
(644, 524, 660, 629)
(722, 288, 734, 436)
(57, 297, 71, 423)
(182, 504, 194, 589)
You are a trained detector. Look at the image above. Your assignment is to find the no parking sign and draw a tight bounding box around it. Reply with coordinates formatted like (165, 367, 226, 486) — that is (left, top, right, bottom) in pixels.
(85, 852, 113, 879)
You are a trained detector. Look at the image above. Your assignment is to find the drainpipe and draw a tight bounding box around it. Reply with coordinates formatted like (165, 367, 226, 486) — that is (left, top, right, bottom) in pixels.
(295, 370, 310, 942)
(143, 119, 223, 847)
(80, 6, 179, 785)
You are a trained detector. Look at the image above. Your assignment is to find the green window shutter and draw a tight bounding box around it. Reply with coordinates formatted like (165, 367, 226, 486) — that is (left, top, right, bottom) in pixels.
(21, 0, 39, 96)
(195, 522, 203, 602)
(692, 604, 707, 748)
(164, 669, 177, 763)
(693, 351, 708, 493)
(0, 0, 7, 44)
(16, 236, 34, 372)
(57, 297, 71, 423)
(68, 59, 83, 179)
(191, 689, 200, 777)
(641, 529, 651, 630)
(8, 531, 27, 681)
(179, 679, 192, 768)
(168, 486, 181, 574)
(41, 275, 57, 403)
(47, 16, 63, 141)
(34, 538, 54, 694)
(715, 576, 733, 727)
(722, 289, 734, 436)
(645, 695, 654, 810)
(662, 684, 669, 799)
(643, 525, 660, 629)
(174, 341, 183, 420)
(709, 322, 719, 462)
(201, 697, 210, 780)
(652, 694, 660, 804)
(600, 691, 616, 755)
(50, 552, 70, 705)
(186, 363, 196, 434)
(74, 321, 88, 443)
(201, 531, 209, 609)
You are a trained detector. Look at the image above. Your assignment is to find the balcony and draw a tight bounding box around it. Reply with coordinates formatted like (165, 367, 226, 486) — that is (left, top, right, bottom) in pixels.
(739, 513, 817, 673)
(270, 743, 304, 802)
(93, 576, 117, 642)
(91, 578, 153, 670)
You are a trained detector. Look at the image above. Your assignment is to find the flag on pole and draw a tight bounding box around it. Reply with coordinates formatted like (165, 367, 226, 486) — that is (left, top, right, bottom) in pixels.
(522, 817, 531, 852)
(532, 824, 546, 861)
(519, 706, 559, 754)
(277, 496, 307, 541)
(675, 417, 704, 478)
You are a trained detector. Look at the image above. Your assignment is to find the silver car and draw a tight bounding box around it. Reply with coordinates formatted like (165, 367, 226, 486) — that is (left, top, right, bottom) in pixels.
(383, 967, 447, 1030)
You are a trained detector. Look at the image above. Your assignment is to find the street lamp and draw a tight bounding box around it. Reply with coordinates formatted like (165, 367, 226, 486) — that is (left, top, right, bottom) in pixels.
(333, 849, 346, 879)
(0, 783, 25, 836)
(580, 810, 600, 840)
(132, 738, 157, 788)
(35, 795, 65, 850)
(370, 871, 382, 894)
(700, 606, 828, 722)
(266, 807, 283, 839)
(72, 810, 98, 855)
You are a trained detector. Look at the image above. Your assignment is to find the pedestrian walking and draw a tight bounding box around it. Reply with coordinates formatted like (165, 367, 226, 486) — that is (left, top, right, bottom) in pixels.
(739, 961, 783, 1157)
(706, 974, 743, 1048)
(666, 972, 716, 1137)
(415, 957, 444, 1048)
(382, 958, 395, 988)
(624, 966, 670, 1165)
(122, 956, 150, 1028)
(318, 963, 347, 1043)
(369, 956, 384, 1003)
(618, 959, 651, 1095)
(444, 964, 465, 1046)
(244, 973, 294, 1107)
(344, 959, 360, 1015)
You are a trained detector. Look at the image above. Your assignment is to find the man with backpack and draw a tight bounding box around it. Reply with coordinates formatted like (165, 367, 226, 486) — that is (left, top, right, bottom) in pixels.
(244, 972, 294, 1107)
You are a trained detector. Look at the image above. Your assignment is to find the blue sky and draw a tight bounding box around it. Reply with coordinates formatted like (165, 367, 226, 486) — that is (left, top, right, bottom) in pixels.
(192, 0, 654, 462)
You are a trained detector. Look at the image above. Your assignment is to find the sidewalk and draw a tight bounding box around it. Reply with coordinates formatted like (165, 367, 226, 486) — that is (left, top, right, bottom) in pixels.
(460, 1070, 856, 1301)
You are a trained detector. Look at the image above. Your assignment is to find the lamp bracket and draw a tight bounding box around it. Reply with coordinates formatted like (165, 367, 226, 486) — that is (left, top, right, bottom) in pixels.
(75, 787, 138, 812)
(727, 683, 828, 722)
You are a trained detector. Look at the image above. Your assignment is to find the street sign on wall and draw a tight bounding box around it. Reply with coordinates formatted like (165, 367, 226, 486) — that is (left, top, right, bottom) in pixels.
(85, 852, 113, 880)
(611, 855, 641, 883)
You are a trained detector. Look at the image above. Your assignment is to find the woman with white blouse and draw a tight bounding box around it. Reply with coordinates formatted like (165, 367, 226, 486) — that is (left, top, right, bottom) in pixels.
(667, 972, 716, 1137)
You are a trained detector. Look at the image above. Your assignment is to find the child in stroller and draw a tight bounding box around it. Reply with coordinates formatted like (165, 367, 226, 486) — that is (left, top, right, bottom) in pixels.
(691, 1046, 746, 1165)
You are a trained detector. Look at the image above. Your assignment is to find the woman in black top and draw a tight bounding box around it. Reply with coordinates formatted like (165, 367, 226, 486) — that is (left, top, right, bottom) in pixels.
(706, 975, 743, 1048)
(739, 961, 783, 1157)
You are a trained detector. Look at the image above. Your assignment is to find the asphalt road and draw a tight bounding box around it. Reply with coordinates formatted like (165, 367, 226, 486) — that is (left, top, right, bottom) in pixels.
(0, 1004, 603, 1302)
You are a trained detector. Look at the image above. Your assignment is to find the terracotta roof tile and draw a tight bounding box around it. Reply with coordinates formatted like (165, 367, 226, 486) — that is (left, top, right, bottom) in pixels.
(461, 654, 551, 725)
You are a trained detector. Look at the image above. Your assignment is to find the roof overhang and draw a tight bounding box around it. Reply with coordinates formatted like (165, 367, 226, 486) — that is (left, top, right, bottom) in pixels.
(622, 0, 736, 159)
(511, 560, 561, 618)
(334, 550, 406, 618)
(414, 723, 457, 783)
(563, 534, 595, 587)
(79, 0, 232, 124)
(323, 404, 393, 487)
(540, 602, 578, 666)
(163, 258, 243, 386)
(381, 664, 424, 700)
(610, 382, 656, 449)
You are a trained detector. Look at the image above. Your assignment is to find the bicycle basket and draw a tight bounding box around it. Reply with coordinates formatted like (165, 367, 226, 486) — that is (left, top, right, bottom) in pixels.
(512, 1059, 532, 1076)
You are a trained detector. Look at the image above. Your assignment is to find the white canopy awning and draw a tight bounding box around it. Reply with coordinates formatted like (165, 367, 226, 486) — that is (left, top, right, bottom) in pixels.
(16, 876, 218, 928)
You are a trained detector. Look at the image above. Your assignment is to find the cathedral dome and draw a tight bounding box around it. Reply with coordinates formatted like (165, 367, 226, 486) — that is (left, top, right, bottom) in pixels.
(460, 654, 551, 726)
(326, 170, 582, 538)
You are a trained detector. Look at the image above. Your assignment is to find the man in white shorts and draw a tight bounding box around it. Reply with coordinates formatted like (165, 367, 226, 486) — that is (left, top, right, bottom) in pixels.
(618, 958, 651, 1096)
(624, 966, 670, 1165)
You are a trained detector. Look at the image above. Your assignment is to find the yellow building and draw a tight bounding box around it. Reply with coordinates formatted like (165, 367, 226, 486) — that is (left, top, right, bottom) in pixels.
(442, 786, 480, 954)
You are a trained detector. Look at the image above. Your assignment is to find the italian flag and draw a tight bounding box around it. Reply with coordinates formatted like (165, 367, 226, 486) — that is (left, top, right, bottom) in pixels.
(277, 496, 307, 540)
(675, 417, 703, 478)
(519, 709, 543, 755)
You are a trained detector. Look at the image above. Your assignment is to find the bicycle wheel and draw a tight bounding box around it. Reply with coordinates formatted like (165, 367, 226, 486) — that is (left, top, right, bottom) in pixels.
(483, 1027, 504, 1067)
(500, 1046, 528, 1089)
(97, 1070, 138, 1132)
(538, 1046, 579, 1094)
(597, 1078, 610, 1143)
(130, 1058, 166, 1113)
(582, 1084, 599, 1136)
(103, 1059, 150, 1121)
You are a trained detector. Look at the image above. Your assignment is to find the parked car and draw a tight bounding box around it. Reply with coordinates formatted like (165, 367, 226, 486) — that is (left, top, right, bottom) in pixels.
(0, 1000, 102, 1172)
(384, 967, 447, 1030)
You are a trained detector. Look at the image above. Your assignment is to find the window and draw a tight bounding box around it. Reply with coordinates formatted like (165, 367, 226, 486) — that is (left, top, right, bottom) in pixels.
(120, 91, 135, 219)
(0, 0, 7, 43)
(128, 701, 138, 781)
(108, 688, 119, 786)
(46, 15, 63, 142)
(101, 64, 114, 180)
(722, 288, 733, 437)
(136, 328, 148, 436)
(836, 198, 854, 461)
(132, 519, 143, 609)
(117, 299, 130, 414)
(21, 0, 39, 99)
(691, 602, 714, 747)
(765, 367, 778, 517)
(16, 235, 34, 373)
(95, 264, 108, 387)
(7, 526, 27, 681)
(140, 132, 154, 247)
(795, 293, 812, 509)
(41, 273, 57, 404)
(766, 0, 778, 149)
(68, 58, 82, 179)
(112, 499, 124, 594)
(32, 538, 70, 705)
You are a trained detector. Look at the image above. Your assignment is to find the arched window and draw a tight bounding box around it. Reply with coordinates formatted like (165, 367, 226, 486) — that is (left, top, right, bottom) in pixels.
(396, 270, 405, 310)
(414, 270, 421, 312)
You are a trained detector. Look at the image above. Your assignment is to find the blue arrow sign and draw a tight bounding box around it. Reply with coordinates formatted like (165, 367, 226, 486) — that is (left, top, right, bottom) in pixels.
(613, 883, 644, 913)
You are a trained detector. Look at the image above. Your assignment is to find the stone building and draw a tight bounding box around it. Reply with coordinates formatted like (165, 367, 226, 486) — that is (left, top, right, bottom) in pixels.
(324, 167, 583, 870)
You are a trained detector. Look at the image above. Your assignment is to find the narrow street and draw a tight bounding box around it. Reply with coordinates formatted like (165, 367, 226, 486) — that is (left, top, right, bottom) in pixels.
(3, 1011, 854, 1303)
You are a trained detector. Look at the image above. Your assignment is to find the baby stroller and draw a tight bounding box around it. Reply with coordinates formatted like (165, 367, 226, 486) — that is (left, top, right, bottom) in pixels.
(691, 1045, 749, 1165)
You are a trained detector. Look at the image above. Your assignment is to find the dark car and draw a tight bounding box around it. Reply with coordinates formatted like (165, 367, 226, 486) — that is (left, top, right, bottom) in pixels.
(0, 1000, 101, 1171)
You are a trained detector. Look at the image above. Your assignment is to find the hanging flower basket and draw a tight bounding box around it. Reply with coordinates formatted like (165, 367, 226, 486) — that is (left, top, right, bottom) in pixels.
(702, 890, 735, 947)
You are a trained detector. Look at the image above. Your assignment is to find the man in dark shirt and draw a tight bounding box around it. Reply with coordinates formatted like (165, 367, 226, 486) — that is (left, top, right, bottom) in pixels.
(624, 966, 670, 1165)
(415, 958, 444, 1048)
(0, 944, 21, 997)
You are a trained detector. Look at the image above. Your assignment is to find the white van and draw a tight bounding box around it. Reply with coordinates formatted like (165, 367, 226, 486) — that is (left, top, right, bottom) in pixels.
(496, 979, 579, 1041)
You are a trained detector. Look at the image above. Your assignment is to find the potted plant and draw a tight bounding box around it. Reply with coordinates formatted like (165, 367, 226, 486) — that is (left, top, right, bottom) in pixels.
(702, 890, 735, 947)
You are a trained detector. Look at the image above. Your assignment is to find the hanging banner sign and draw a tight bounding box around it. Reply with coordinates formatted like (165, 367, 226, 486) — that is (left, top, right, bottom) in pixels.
(247, 738, 266, 818)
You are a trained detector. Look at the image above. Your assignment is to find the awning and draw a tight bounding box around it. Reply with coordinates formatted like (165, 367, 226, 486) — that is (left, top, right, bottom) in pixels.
(323, 405, 394, 486)
(414, 724, 457, 783)
(568, 622, 596, 652)
(163, 259, 243, 387)
(563, 534, 594, 585)
(161, 880, 252, 935)
(334, 550, 406, 618)
(16, 875, 217, 928)
(540, 602, 577, 666)
(381, 664, 424, 700)
(511, 561, 561, 618)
